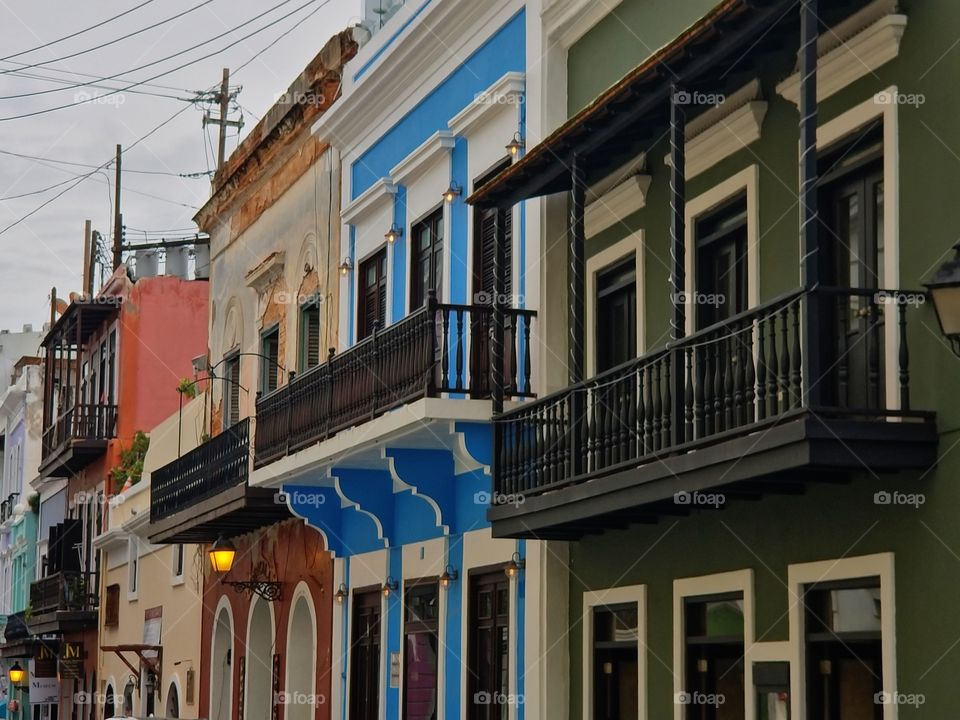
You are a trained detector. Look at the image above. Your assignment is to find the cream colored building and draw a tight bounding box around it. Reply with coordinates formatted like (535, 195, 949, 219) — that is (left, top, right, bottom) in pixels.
(93, 398, 206, 718)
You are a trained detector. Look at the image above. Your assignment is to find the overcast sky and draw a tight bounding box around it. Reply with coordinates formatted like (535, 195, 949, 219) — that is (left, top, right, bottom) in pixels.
(0, 0, 361, 331)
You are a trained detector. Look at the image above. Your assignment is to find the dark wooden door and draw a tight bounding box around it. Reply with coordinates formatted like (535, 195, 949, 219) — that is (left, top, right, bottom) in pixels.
(468, 571, 510, 720)
(596, 258, 637, 373)
(472, 161, 513, 397)
(359, 249, 388, 341)
(350, 591, 382, 720)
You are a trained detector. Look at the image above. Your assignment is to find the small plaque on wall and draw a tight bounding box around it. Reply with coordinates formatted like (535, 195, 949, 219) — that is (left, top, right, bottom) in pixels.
(390, 652, 401, 689)
(185, 668, 195, 705)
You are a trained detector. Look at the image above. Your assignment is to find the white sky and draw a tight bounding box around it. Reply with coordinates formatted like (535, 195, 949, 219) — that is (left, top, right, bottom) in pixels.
(0, 0, 361, 330)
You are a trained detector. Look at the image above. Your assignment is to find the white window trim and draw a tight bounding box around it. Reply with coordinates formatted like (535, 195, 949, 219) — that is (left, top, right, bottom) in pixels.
(788, 552, 896, 720)
(171, 544, 185, 586)
(585, 232, 645, 379)
(816, 87, 900, 409)
(127, 537, 139, 601)
(673, 569, 755, 720)
(582, 584, 647, 720)
(684, 164, 761, 335)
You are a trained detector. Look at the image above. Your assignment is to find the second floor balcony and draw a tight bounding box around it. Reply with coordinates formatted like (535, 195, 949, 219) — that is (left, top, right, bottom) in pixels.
(148, 417, 291, 544)
(254, 297, 536, 469)
(27, 571, 98, 635)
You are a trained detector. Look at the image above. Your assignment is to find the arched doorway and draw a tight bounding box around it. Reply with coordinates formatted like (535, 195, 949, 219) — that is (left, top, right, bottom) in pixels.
(210, 601, 234, 720)
(104, 683, 115, 718)
(285, 587, 317, 720)
(245, 596, 274, 720)
(166, 680, 180, 718)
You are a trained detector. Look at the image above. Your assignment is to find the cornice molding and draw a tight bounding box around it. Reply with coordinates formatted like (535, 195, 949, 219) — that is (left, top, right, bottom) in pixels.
(541, 0, 626, 49)
(341, 178, 399, 225)
(448, 72, 525, 137)
(390, 131, 455, 186)
(246, 251, 287, 293)
(585, 174, 652, 238)
(776, 0, 907, 107)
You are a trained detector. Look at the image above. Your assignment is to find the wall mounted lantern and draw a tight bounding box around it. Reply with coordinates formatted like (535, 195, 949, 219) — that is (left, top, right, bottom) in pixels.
(925, 242, 960, 357)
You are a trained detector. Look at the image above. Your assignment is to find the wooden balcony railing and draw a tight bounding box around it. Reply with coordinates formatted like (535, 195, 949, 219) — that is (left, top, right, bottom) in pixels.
(41, 402, 117, 457)
(255, 297, 536, 467)
(495, 286, 931, 500)
(150, 418, 250, 522)
(29, 571, 98, 616)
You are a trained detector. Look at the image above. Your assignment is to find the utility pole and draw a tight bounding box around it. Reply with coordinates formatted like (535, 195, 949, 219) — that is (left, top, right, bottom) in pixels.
(112, 144, 123, 270)
(203, 68, 243, 171)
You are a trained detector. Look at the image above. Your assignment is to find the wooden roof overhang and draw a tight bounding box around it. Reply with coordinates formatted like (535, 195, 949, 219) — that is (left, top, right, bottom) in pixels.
(42, 296, 123, 349)
(467, 0, 870, 210)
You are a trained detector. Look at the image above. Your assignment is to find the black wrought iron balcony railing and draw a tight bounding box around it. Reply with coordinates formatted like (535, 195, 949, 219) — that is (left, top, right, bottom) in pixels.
(150, 418, 251, 522)
(494, 286, 932, 500)
(29, 571, 98, 616)
(255, 297, 536, 467)
(41, 402, 118, 458)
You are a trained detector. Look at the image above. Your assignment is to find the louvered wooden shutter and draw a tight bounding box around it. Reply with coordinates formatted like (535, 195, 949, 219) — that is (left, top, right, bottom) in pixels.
(477, 207, 512, 301)
(301, 303, 321, 369)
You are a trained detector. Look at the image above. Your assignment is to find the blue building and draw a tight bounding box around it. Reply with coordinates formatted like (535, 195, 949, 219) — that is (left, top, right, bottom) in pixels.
(248, 2, 554, 718)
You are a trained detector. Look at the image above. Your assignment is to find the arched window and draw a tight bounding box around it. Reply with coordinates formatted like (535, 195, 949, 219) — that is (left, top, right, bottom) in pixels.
(166, 681, 180, 718)
(210, 602, 234, 720)
(104, 683, 115, 718)
(285, 589, 317, 720)
(245, 596, 274, 720)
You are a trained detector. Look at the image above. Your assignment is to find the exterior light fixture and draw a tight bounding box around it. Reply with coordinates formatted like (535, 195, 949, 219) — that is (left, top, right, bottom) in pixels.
(925, 242, 960, 357)
(382, 577, 399, 597)
(439, 566, 459, 588)
(385, 223, 403, 244)
(505, 131, 525, 158)
(442, 182, 462, 203)
(208, 536, 237, 573)
(335, 583, 348, 605)
(504, 551, 525, 579)
(209, 536, 282, 601)
(339, 257, 353, 276)
(8, 662, 25, 685)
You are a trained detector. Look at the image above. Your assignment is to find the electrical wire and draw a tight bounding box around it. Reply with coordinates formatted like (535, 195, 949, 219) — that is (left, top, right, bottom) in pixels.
(0, 103, 193, 238)
(0, 59, 196, 94)
(0, 0, 313, 103)
(0, 0, 159, 62)
(233, 0, 333, 75)
(1, 67, 194, 101)
(0, 148, 211, 177)
(0, 0, 217, 76)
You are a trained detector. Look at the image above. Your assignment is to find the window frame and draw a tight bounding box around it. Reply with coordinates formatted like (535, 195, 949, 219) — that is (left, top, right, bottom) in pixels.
(171, 544, 185, 585)
(693, 193, 749, 330)
(349, 586, 384, 720)
(358, 247, 388, 341)
(582, 584, 647, 720)
(298, 294, 322, 372)
(127, 537, 139, 601)
(221, 350, 241, 429)
(409, 206, 445, 310)
(259, 323, 281, 395)
(402, 577, 440, 720)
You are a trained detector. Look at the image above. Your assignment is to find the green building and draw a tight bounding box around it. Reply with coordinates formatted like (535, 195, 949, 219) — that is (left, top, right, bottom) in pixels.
(472, 0, 959, 717)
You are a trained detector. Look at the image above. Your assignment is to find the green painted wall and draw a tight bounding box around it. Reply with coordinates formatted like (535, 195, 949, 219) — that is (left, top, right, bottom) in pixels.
(554, 0, 960, 717)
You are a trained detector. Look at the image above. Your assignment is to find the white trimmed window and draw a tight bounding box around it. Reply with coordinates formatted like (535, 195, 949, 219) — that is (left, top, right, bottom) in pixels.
(127, 538, 139, 600)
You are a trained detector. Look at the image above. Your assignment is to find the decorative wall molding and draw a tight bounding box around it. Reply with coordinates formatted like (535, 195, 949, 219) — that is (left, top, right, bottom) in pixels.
(448, 72, 525, 137)
(390, 131, 456, 186)
(541, 0, 626, 49)
(776, 0, 907, 106)
(663, 80, 767, 179)
(246, 251, 286, 293)
(341, 178, 398, 225)
(584, 174, 651, 238)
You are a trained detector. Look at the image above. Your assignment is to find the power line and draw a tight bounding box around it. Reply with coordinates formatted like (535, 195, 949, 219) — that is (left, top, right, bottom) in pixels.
(0, 0, 159, 62)
(0, 0, 311, 103)
(0, 0, 217, 77)
(234, 0, 333, 75)
(1, 67, 193, 101)
(0, 103, 193, 237)
(0, 147, 212, 177)
(0, 59, 196, 94)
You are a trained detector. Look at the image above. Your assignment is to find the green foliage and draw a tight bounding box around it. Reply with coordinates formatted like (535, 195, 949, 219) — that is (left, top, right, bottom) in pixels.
(28, 494, 39, 514)
(110, 431, 150, 491)
(177, 377, 198, 398)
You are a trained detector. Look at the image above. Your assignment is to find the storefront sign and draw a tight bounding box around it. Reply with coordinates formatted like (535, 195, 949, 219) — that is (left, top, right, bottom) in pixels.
(58, 642, 85, 680)
(28, 676, 59, 704)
